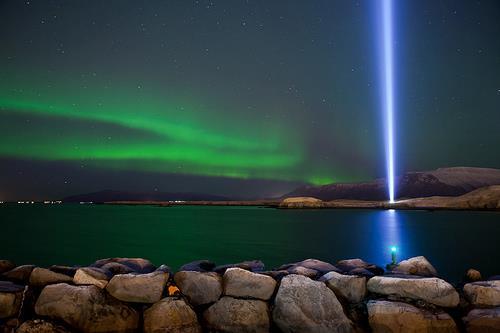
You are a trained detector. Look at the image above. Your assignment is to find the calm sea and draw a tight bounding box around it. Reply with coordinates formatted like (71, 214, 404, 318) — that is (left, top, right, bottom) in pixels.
(1, 204, 499, 282)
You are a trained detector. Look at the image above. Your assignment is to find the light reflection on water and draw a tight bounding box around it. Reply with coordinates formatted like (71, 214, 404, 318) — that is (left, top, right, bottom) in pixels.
(2, 204, 500, 282)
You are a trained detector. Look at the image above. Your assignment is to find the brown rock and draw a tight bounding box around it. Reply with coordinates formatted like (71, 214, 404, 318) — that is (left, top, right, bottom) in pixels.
(223, 268, 276, 301)
(106, 271, 168, 303)
(174, 271, 222, 306)
(464, 280, 500, 307)
(35, 283, 139, 332)
(0, 260, 15, 274)
(367, 300, 458, 333)
(466, 269, 482, 282)
(463, 307, 500, 333)
(29, 268, 72, 288)
(16, 319, 74, 333)
(272, 274, 354, 333)
(204, 296, 270, 333)
(73, 267, 109, 289)
(2, 265, 35, 283)
(144, 298, 201, 333)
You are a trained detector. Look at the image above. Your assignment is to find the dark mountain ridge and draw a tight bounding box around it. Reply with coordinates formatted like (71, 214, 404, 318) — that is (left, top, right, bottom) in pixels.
(285, 167, 500, 201)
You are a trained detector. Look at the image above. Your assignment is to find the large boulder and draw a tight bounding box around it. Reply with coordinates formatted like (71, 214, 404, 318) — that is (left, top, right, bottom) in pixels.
(0, 281, 24, 319)
(29, 268, 72, 287)
(106, 271, 168, 303)
(73, 267, 109, 289)
(464, 280, 500, 307)
(179, 260, 215, 272)
(16, 319, 73, 333)
(2, 265, 35, 283)
(272, 274, 354, 333)
(91, 258, 156, 274)
(367, 276, 459, 307)
(223, 268, 276, 301)
(203, 296, 270, 333)
(214, 260, 265, 274)
(392, 256, 438, 277)
(143, 298, 201, 333)
(463, 307, 500, 333)
(35, 283, 139, 332)
(320, 271, 366, 303)
(174, 271, 222, 306)
(0, 260, 15, 274)
(367, 300, 458, 333)
(336, 258, 384, 276)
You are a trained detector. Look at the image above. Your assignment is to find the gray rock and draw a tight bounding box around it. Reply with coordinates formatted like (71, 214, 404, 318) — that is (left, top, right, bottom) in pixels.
(392, 256, 438, 277)
(321, 271, 366, 303)
(49, 265, 79, 277)
(179, 260, 215, 272)
(272, 274, 354, 333)
(35, 283, 139, 332)
(0, 260, 15, 274)
(174, 271, 222, 306)
(155, 264, 171, 274)
(106, 271, 168, 303)
(91, 257, 156, 274)
(214, 260, 265, 274)
(0, 281, 25, 293)
(2, 265, 35, 283)
(367, 300, 458, 333)
(287, 265, 320, 278)
(278, 259, 340, 278)
(367, 276, 459, 307)
(464, 280, 500, 307)
(143, 297, 201, 333)
(223, 267, 276, 301)
(463, 307, 500, 333)
(260, 270, 289, 281)
(100, 262, 135, 275)
(29, 267, 72, 288)
(0, 282, 24, 319)
(336, 258, 384, 276)
(203, 296, 270, 333)
(16, 319, 74, 333)
(73, 267, 109, 289)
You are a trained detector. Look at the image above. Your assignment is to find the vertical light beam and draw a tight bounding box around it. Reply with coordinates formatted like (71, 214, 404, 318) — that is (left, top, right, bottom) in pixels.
(380, 0, 396, 202)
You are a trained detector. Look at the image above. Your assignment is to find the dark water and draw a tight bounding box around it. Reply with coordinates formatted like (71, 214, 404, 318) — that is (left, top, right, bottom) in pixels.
(1, 204, 499, 281)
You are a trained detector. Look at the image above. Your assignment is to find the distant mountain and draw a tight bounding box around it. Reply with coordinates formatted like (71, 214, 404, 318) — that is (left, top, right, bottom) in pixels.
(285, 167, 500, 201)
(62, 189, 230, 203)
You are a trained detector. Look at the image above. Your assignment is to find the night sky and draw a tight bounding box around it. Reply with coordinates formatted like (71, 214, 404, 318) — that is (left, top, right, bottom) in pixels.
(1, 0, 499, 201)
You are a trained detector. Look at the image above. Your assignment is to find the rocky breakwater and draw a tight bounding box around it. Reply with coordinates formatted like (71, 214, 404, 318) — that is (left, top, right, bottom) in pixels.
(0, 256, 499, 332)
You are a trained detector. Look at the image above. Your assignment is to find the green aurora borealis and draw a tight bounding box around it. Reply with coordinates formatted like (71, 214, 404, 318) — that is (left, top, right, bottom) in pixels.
(1, 1, 500, 200)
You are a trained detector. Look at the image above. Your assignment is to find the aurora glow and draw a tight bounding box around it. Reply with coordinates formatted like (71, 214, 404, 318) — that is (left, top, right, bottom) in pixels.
(379, 0, 397, 203)
(1, 1, 499, 200)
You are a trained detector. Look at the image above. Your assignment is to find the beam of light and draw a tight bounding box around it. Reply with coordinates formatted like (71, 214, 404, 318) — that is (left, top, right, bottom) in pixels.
(379, 0, 396, 203)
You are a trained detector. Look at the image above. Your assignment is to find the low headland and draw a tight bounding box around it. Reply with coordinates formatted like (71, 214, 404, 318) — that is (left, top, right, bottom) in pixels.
(1, 255, 499, 332)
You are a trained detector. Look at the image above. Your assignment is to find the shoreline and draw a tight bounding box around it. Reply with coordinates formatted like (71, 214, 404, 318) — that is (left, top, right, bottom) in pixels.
(1, 256, 499, 332)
